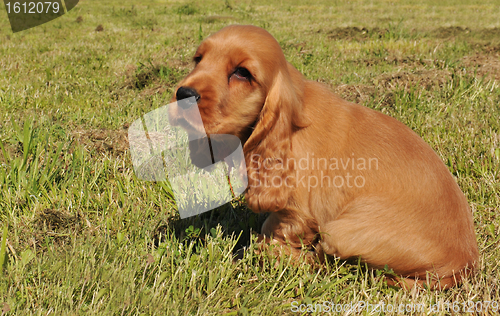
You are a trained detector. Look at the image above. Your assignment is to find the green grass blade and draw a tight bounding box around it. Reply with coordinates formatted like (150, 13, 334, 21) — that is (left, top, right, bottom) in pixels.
(0, 226, 8, 271)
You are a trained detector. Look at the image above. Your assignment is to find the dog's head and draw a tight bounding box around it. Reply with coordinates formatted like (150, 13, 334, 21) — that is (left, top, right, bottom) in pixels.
(169, 25, 309, 212)
(170, 25, 304, 140)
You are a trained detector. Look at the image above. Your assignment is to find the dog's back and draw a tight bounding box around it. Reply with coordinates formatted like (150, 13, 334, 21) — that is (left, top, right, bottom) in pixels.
(292, 77, 478, 288)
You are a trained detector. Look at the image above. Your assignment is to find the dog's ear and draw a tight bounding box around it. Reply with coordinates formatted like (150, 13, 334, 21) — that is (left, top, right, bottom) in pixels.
(244, 68, 309, 212)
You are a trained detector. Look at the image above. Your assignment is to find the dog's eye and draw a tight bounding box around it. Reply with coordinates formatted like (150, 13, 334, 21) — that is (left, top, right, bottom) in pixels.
(193, 55, 202, 64)
(233, 67, 252, 80)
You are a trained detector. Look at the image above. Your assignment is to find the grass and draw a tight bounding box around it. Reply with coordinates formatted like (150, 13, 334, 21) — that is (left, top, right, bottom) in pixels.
(0, 0, 499, 314)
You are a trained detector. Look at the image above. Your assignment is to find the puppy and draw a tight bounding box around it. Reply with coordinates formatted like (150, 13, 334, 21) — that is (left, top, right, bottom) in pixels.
(168, 25, 479, 289)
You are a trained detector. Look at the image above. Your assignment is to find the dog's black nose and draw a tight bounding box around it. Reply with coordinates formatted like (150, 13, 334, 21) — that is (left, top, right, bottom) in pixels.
(176, 86, 200, 109)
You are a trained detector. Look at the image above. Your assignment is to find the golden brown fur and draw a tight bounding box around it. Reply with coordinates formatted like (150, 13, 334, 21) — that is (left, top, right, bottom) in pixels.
(169, 25, 479, 289)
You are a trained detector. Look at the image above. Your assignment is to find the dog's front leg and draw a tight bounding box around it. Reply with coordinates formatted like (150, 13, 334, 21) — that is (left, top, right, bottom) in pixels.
(256, 210, 321, 264)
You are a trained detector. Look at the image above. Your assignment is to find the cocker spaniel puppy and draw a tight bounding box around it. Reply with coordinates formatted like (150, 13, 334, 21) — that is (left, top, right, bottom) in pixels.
(169, 25, 478, 289)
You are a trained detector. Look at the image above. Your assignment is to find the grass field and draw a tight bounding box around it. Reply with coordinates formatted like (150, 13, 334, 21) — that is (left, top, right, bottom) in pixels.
(0, 0, 499, 314)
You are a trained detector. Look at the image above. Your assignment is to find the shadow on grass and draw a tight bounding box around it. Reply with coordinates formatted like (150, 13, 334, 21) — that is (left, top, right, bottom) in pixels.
(152, 198, 268, 254)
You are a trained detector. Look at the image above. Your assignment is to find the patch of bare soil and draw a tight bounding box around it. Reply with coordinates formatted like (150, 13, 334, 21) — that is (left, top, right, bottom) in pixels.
(478, 27, 500, 39)
(4, 209, 84, 258)
(328, 26, 500, 43)
(382, 55, 429, 67)
(432, 26, 471, 39)
(72, 126, 129, 156)
(26, 209, 83, 250)
(429, 27, 500, 50)
(356, 55, 433, 68)
(333, 84, 376, 104)
(328, 27, 389, 41)
(35, 209, 81, 231)
(122, 60, 190, 95)
(460, 53, 500, 81)
(437, 27, 500, 41)
(481, 45, 500, 54)
(373, 69, 452, 91)
(332, 83, 395, 107)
